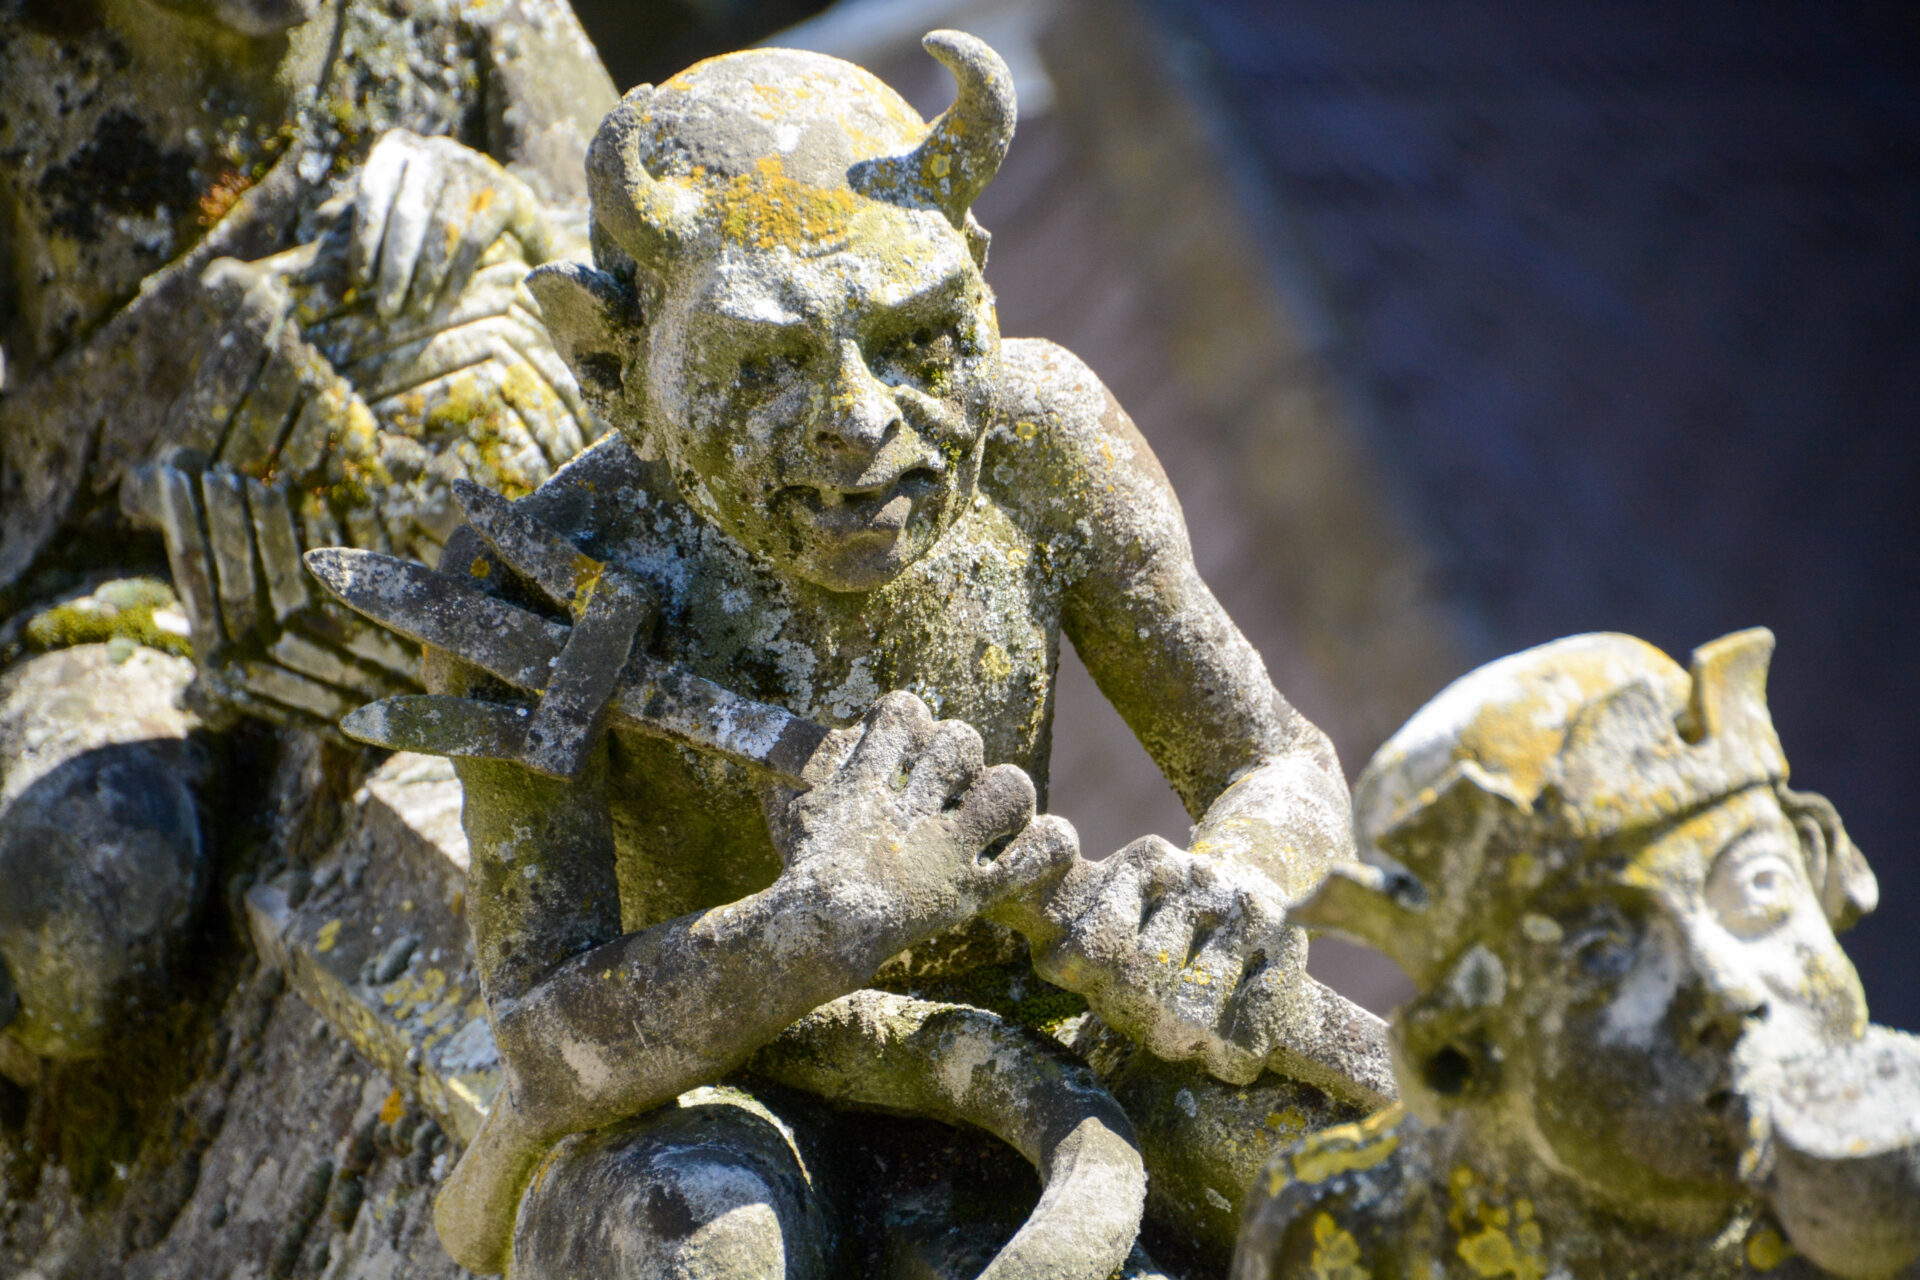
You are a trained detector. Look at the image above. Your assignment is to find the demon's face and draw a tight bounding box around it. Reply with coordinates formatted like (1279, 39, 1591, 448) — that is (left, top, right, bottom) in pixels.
(1501, 786, 1866, 1219)
(643, 205, 1000, 592)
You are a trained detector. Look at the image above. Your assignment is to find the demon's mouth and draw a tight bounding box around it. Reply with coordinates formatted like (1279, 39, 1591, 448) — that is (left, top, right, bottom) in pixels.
(775, 466, 945, 537)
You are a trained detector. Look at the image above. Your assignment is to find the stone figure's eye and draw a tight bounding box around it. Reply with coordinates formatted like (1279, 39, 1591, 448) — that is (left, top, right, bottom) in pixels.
(1707, 841, 1800, 937)
(877, 322, 958, 388)
(737, 351, 797, 396)
(1569, 912, 1638, 979)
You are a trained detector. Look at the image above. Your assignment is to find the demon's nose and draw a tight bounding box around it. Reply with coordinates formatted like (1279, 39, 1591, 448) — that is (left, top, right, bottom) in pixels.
(814, 340, 901, 458)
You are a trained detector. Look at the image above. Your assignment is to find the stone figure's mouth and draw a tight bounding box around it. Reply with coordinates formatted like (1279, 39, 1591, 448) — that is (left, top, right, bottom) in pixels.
(777, 466, 944, 538)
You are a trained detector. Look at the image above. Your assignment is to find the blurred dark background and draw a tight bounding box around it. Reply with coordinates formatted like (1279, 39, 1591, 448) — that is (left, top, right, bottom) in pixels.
(571, 0, 1920, 1029)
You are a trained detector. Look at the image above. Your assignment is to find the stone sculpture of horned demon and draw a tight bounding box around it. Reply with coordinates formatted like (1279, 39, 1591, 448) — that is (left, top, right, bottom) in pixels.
(312, 30, 1391, 1277)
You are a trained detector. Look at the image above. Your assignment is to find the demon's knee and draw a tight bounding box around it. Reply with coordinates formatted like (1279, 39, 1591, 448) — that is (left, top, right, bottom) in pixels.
(0, 644, 210, 1060)
(511, 1086, 834, 1280)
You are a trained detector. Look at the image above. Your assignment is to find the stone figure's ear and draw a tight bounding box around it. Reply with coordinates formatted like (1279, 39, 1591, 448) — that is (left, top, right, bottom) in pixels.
(526, 262, 635, 401)
(1779, 784, 1879, 932)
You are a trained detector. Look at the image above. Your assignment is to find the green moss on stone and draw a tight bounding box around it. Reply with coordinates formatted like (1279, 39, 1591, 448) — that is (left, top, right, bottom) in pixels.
(20, 578, 192, 659)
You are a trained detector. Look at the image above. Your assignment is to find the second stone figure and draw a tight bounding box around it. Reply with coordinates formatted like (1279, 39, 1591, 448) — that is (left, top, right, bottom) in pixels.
(1235, 629, 1920, 1280)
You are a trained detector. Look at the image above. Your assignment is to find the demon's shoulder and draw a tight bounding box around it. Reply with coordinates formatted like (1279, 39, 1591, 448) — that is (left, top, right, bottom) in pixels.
(992, 338, 1112, 445)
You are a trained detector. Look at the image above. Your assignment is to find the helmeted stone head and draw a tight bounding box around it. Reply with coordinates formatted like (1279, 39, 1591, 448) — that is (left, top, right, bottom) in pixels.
(1297, 629, 1879, 1225)
(530, 33, 1016, 593)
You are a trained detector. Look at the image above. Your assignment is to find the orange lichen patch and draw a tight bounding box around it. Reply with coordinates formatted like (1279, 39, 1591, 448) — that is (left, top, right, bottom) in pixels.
(714, 156, 859, 252)
(198, 170, 255, 228)
(379, 1088, 406, 1126)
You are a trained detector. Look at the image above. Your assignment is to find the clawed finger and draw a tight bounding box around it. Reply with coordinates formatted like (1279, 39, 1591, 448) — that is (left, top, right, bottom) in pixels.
(350, 137, 411, 284)
(950, 762, 1037, 854)
(410, 163, 511, 317)
(376, 155, 444, 317)
(434, 181, 519, 309)
(976, 813, 1079, 903)
(839, 690, 934, 787)
(904, 719, 983, 815)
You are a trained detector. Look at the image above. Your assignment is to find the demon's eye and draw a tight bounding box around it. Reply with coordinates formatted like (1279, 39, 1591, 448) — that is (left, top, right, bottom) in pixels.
(874, 321, 959, 391)
(736, 349, 800, 397)
(1707, 837, 1801, 938)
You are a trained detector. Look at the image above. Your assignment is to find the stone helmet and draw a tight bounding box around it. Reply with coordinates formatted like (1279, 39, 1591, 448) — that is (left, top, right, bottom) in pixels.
(1296, 629, 1878, 990)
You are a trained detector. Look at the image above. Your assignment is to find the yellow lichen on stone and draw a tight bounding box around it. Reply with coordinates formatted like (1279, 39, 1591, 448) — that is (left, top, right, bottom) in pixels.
(1745, 1226, 1794, 1271)
(1308, 1212, 1369, 1280)
(1290, 1104, 1403, 1185)
(714, 156, 859, 251)
(1444, 1164, 1546, 1278)
(316, 919, 343, 953)
(1457, 1225, 1517, 1276)
(20, 579, 193, 660)
(1266, 1105, 1309, 1134)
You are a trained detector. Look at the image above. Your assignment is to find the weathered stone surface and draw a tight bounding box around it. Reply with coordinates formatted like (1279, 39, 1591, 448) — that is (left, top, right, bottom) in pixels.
(753, 990, 1147, 1280)
(254, 752, 1165, 1277)
(248, 752, 499, 1145)
(1761, 1026, 1920, 1279)
(3, 10, 1404, 1277)
(318, 27, 1381, 1278)
(1236, 630, 1915, 1279)
(0, 957, 472, 1280)
(0, 644, 209, 1060)
(0, 0, 614, 599)
(0, 1, 620, 1275)
(1067, 1016, 1366, 1267)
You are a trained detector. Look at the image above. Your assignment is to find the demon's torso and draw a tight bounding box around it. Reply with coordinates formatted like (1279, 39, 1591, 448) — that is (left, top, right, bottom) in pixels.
(514, 337, 1121, 931)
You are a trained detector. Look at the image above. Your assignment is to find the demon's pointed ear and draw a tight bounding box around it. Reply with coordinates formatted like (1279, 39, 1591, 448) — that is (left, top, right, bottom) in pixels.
(526, 261, 636, 400)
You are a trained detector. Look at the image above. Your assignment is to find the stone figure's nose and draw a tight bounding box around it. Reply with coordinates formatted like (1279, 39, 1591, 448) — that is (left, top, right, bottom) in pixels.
(815, 340, 900, 457)
(1679, 929, 1770, 1053)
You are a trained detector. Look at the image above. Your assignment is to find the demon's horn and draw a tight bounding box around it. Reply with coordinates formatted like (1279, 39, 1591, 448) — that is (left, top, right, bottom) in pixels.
(586, 85, 700, 271)
(894, 30, 1017, 227)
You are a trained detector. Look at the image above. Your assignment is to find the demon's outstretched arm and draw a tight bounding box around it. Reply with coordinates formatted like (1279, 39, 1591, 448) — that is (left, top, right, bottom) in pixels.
(990, 340, 1358, 1087)
(433, 688, 1073, 1271)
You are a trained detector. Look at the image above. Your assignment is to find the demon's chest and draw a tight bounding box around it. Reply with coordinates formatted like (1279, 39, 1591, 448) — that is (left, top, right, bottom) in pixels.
(588, 495, 1062, 929)
(636, 505, 1064, 780)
